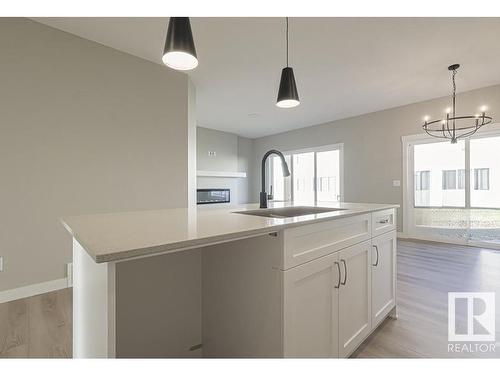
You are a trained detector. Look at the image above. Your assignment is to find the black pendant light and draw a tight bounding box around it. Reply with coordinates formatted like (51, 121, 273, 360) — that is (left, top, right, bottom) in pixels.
(162, 17, 198, 71)
(276, 17, 300, 108)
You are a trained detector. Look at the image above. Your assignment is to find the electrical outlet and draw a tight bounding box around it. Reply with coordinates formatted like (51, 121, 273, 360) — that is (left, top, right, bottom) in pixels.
(392, 180, 401, 187)
(208, 151, 216, 157)
(0, 256, 3, 272)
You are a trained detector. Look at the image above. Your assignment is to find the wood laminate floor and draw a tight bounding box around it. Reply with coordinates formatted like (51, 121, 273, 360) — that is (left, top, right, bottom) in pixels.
(353, 240, 500, 358)
(1, 240, 499, 358)
(0, 288, 72, 358)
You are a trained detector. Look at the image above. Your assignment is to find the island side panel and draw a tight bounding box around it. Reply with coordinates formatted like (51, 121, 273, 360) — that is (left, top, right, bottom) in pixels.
(202, 233, 283, 357)
(73, 238, 116, 358)
(114, 249, 202, 358)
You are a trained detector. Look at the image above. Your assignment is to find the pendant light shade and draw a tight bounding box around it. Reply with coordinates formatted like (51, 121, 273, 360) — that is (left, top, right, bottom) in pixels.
(276, 17, 300, 108)
(162, 17, 198, 71)
(277, 67, 300, 108)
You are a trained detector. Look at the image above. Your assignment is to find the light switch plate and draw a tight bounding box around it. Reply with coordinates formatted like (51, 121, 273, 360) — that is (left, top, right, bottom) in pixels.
(0, 256, 3, 272)
(393, 180, 401, 187)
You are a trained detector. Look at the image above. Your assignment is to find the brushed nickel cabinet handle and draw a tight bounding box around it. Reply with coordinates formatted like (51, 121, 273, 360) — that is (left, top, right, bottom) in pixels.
(379, 218, 389, 224)
(340, 259, 347, 285)
(334, 261, 341, 289)
(373, 245, 379, 266)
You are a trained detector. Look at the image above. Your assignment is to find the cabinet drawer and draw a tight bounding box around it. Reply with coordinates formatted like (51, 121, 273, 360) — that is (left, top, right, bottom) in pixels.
(371, 209, 396, 237)
(282, 214, 371, 269)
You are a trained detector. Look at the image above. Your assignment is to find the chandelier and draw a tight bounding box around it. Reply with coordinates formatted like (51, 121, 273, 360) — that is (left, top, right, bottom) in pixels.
(422, 64, 492, 143)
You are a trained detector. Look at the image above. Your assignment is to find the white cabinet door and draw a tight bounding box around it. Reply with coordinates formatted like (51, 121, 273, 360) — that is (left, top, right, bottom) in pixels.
(283, 252, 340, 357)
(338, 240, 372, 357)
(371, 230, 396, 328)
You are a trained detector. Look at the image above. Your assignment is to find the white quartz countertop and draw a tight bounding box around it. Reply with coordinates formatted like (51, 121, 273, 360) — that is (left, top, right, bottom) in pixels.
(62, 202, 398, 263)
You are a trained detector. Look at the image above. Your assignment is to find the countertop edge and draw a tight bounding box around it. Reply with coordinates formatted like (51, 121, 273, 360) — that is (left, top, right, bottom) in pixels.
(76, 204, 399, 264)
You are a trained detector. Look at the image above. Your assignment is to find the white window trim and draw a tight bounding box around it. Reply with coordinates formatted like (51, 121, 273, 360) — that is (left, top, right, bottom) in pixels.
(268, 143, 344, 203)
(401, 123, 500, 237)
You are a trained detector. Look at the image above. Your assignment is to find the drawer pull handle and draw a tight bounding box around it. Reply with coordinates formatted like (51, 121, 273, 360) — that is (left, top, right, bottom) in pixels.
(373, 245, 379, 266)
(334, 261, 341, 288)
(379, 218, 390, 224)
(340, 259, 347, 285)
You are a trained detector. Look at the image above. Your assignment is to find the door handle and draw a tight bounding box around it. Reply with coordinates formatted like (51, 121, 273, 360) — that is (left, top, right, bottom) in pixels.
(340, 259, 347, 285)
(334, 261, 341, 289)
(373, 245, 379, 266)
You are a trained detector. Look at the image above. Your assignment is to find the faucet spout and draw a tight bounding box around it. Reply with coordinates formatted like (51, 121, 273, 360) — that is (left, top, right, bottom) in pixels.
(260, 149, 291, 208)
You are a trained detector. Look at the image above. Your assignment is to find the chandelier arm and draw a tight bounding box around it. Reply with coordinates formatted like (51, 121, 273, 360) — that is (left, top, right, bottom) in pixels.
(423, 116, 492, 131)
(455, 128, 480, 141)
(445, 119, 453, 138)
(424, 129, 449, 139)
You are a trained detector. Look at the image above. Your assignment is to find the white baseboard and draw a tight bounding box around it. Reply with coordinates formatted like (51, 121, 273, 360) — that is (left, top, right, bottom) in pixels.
(0, 277, 69, 304)
(396, 233, 500, 251)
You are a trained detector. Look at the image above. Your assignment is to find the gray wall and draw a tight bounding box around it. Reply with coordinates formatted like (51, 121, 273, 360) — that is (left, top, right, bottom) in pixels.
(0, 19, 196, 291)
(252, 84, 500, 230)
(197, 127, 253, 204)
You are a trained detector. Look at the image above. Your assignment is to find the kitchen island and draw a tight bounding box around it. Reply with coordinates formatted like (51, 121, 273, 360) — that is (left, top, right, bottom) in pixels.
(62, 201, 398, 358)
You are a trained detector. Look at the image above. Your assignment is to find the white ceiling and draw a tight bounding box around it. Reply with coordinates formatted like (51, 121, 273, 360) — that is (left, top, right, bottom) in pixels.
(33, 17, 500, 139)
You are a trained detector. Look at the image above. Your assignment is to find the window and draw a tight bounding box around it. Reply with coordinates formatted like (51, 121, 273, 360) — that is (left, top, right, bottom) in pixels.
(442, 170, 457, 190)
(316, 150, 341, 202)
(457, 169, 465, 189)
(413, 140, 465, 207)
(415, 171, 430, 190)
(474, 168, 490, 190)
(470, 136, 499, 208)
(406, 133, 500, 248)
(270, 156, 288, 201)
(292, 152, 315, 203)
(270, 145, 343, 203)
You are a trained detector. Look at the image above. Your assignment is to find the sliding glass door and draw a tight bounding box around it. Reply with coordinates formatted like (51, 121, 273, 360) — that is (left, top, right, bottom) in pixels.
(406, 130, 500, 248)
(270, 144, 343, 204)
(292, 152, 315, 203)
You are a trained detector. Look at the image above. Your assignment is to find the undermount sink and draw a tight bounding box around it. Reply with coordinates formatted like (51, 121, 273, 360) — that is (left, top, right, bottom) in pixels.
(234, 206, 346, 218)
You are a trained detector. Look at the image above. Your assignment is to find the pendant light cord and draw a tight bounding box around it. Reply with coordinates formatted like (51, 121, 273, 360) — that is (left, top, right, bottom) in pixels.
(286, 17, 289, 67)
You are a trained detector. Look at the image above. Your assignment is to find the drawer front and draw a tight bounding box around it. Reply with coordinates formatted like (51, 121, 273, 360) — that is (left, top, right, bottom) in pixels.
(371, 209, 396, 237)
(283, 214, 371, 269)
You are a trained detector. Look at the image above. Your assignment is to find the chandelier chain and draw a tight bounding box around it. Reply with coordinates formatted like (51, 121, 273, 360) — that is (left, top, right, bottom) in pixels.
(452, 68, 457, 118)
